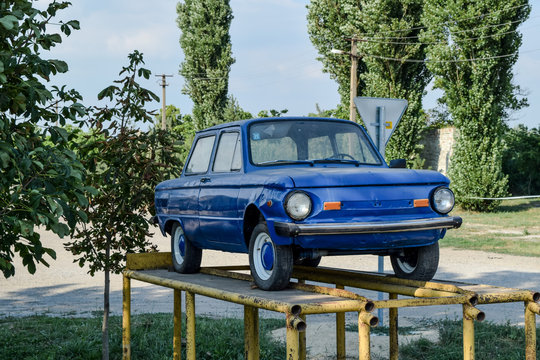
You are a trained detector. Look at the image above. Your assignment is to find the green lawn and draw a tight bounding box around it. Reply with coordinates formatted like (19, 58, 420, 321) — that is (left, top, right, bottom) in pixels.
(1, 315, 537, 360)
(0, 314, 284, 360)
(441, 199, 540, 256)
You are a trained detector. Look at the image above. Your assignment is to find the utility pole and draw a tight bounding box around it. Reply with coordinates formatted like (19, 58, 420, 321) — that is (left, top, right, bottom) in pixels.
(349, 38, 358, 123)
(331, 39, 362, 123)
(156, 74, 173, 130)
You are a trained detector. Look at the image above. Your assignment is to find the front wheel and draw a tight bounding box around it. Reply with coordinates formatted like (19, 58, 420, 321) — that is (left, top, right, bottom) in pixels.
(390, 242, 439, 281)
(171, 223, 202, 274)
(249, 223, 293, 290)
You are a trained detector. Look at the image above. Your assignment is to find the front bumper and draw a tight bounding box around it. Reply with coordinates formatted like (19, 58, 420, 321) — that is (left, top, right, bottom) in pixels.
(274, 216, 462, 237)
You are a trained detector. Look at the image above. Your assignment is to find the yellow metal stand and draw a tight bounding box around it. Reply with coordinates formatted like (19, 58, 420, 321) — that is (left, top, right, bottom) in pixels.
(244, 305, 259, 360)
(121, 252, 539, 360)
(173, 289, 182, 360)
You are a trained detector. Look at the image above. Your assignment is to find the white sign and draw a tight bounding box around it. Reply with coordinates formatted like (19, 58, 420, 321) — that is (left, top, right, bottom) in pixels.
(353, 97, 408, 157)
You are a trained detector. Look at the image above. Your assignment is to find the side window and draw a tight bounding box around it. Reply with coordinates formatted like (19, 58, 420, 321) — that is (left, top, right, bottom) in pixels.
(185, 135, 215, 174)
(213, 132, 242, 172)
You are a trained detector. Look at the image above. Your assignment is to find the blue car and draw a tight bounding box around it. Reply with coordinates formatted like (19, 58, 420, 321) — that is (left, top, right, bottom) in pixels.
(154, 117, 462, 290)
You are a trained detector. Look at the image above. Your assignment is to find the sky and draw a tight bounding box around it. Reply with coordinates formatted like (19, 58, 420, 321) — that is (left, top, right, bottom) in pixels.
(45, 0, 540, 129)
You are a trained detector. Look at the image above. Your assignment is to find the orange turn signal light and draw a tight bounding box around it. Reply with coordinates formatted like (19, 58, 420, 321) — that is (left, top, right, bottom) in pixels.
(413, 199, 430, 207)
(323, 201, 342, 210)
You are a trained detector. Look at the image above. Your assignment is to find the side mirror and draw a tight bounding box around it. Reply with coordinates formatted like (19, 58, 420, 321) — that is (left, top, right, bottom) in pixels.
(389, 159, 407, 168)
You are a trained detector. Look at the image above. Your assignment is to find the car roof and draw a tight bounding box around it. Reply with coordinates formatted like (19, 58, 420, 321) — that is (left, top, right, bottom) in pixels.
(196, 117, 355, 134)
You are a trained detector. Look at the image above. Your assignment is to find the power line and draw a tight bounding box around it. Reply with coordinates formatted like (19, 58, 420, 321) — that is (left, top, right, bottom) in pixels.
(355, 3, 530, 38)
(359, 16, 534, 41)
(359, 49, 539, 63)
(361, 22, 539, 46)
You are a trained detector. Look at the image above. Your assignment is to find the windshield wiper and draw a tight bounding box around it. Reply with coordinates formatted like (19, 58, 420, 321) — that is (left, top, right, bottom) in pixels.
(312, 158, 361, 166)
(258, 159, 314, 166)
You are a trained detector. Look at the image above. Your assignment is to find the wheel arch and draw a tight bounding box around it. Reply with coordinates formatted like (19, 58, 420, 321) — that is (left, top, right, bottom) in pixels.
(243, 204, 265, 249)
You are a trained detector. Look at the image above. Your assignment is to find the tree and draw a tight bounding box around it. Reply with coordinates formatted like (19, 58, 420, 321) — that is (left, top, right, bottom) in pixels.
(502, 125, 540, 196)
(307, 1, 431, 164)
(64, 51, 182, 359)
(422, 0, 530, 211)
(154, 104, 182, 130)
(223, 95, 253, 122)
(357, 0, 431, 165)
(307, 0, 366, 117)
(177, 0, 235, 130)
(0, 0, 90, 278)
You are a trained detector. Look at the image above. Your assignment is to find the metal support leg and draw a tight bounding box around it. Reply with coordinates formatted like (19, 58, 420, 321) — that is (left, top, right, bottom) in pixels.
(298, 280, 306, 360)
(389, 293, 398, 360)
(286, 313, 300, 360)
(299, 313, 306, 360)
(358, 312, 372, 360)
(336, 284, 346, 360)
(525, 301, 539, 360)
(173, 289, 182, 360)
(463, 305, 475, 360)
(186, 291, 196, 360)
(244, 305, 259, 360)
(122, 274, 131, 360)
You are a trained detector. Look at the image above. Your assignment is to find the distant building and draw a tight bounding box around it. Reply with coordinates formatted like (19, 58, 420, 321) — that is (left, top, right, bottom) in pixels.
(419, 127, 457, 175)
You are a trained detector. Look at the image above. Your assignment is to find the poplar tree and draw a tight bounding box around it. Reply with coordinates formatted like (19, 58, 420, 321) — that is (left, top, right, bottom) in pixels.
(177, 0, 234, 130)
(421, 1, 529, 211)
(307, 0, 430, 164)
(357, 0, 431, 165)
(307, 0, 365, 118)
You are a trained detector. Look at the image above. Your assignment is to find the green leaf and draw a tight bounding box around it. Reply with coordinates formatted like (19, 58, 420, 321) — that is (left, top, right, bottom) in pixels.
(0, 15, 18, 30)
(49, 59, 68, 73)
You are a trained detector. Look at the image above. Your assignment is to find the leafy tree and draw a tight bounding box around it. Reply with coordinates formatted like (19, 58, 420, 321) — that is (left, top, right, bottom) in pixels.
(177, 0, 234, 130)
(421, 1, 530, 211)
(257, 109, 288, 118)
(307, 1, 430, 164)
(64, 51, 182, 359)
(223, 95, 253, 122)
(307, 0, 367, 114)
(502, 125, 540, 195)
(357, 0, 431, 165)
(154, 104, 182, 130)
(0, 0, 90, 278)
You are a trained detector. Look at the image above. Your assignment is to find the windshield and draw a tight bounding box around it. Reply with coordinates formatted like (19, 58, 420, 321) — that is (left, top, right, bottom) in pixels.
(249, 120, 382, 166)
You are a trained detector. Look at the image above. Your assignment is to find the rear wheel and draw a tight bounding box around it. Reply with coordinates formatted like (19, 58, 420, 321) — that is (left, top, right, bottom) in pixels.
(390, 242, 439, 281)
(249, 223, 293, 290)
(171, 223, 202, 274)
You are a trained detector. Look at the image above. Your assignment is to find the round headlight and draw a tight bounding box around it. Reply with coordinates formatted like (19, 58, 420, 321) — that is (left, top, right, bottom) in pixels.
(432, 187, 455, 214)
(285, 191, 312, 221)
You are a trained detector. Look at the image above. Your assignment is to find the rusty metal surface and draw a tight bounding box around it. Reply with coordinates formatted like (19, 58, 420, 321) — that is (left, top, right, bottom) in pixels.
(123, 252, 539, 360)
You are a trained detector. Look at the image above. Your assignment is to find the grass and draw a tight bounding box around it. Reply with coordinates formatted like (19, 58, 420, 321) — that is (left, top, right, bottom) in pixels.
(1, 315, 538, 359)
(400, 319, 540, 360)
(441, 199, 540, 256)
(0, 314, 285, 360)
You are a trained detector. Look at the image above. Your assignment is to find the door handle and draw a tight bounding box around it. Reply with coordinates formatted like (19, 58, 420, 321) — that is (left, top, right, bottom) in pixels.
(200, 177, 211, 183)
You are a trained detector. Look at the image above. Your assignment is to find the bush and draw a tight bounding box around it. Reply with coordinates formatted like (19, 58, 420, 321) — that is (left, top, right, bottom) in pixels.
(502, 125, 540, 196)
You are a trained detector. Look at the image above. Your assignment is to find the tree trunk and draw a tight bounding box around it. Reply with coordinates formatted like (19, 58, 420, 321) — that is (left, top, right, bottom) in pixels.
(102, 241, 110, 360)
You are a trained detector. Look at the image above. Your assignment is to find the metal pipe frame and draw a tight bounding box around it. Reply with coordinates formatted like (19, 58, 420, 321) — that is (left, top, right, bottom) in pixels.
(244, 305, 259, 360)
(122, 253, 539, 360)
(186, 291, 196, 360)
(173, 289, 182, 360)
(336, 284, 346, 360)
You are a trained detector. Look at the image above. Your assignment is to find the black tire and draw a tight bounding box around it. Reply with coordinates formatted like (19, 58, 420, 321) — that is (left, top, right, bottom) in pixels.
(249, 223, 293, 290)
(171, 222, 202, 274)
(390, 242, 439, 281)
(294, 255, 322, 267)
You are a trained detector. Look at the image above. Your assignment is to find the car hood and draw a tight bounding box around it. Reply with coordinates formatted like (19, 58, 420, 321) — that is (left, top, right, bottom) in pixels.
(276, 166, 449, 188)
